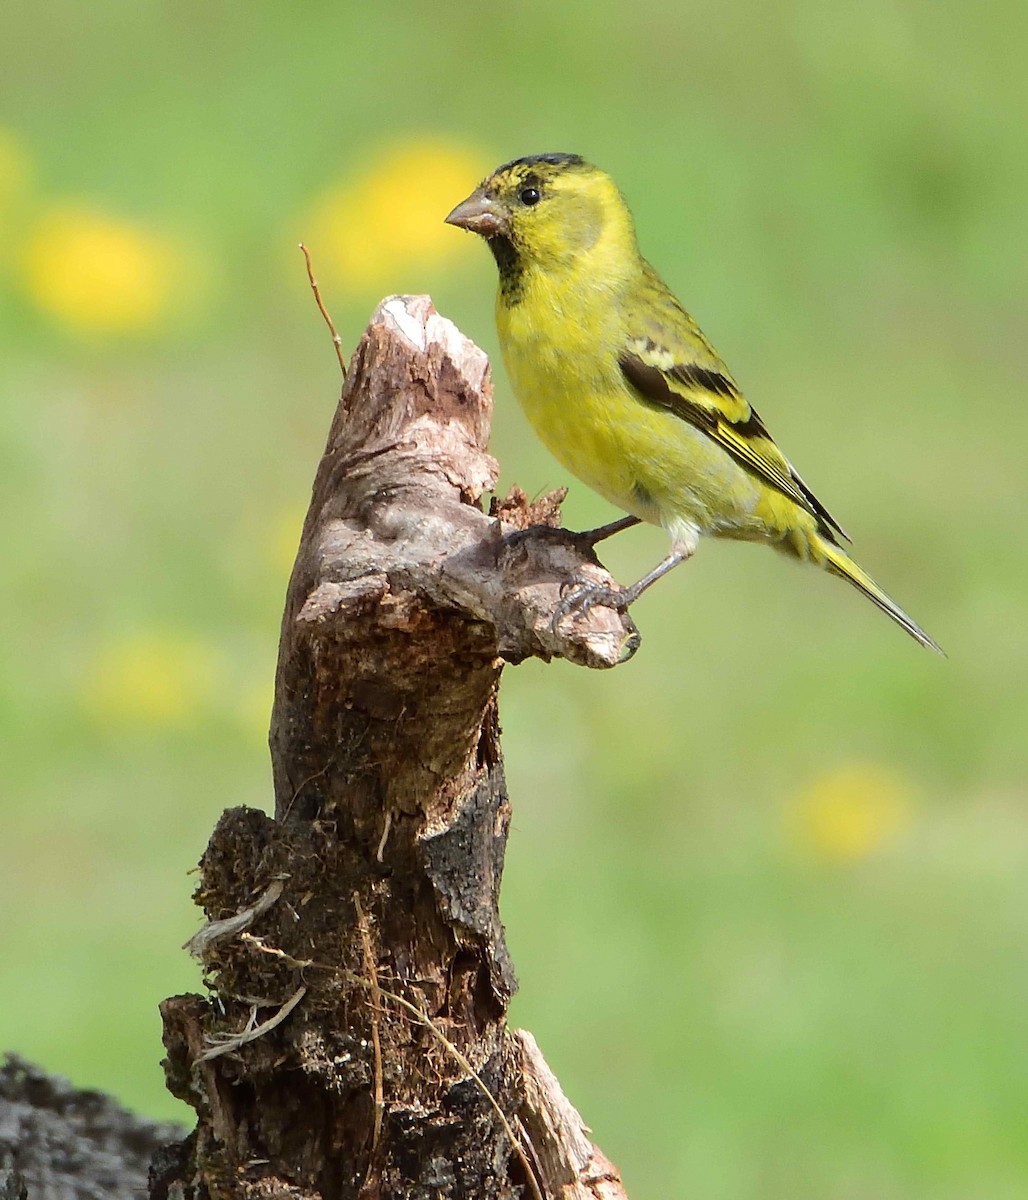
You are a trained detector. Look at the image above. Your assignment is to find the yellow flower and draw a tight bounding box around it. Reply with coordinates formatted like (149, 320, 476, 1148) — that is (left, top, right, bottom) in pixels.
(304, 138, 489, 292)
(790, 763, 912, 863)
(81, 630, 220, 729)
(22, 205, 182, 334)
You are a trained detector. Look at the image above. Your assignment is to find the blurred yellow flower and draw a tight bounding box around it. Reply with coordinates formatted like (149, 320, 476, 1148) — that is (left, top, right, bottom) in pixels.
(0, 127, 32, 213)
(81, 630, 220, 729)
(22, 205, 181, 334)
(305, 138, 489, 291)
(790, 763, 912, 863)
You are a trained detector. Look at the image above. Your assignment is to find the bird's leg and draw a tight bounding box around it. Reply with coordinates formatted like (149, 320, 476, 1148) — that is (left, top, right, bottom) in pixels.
(552, 544, 693, 631)
(576, 514, 641, 546)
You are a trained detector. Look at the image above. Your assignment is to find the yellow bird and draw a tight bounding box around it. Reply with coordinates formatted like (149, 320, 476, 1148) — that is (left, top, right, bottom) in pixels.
(446, 153, 942, 652)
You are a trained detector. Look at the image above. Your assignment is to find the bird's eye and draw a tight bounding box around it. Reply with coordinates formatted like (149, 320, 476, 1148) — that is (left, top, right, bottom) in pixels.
(519, 186, 541, 206)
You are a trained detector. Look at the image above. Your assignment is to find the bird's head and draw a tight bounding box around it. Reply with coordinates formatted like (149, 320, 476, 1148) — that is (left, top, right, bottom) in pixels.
(445, 153, 636, 281)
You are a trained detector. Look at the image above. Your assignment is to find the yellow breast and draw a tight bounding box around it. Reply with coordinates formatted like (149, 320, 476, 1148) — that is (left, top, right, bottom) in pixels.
(496, 274, 764, 538)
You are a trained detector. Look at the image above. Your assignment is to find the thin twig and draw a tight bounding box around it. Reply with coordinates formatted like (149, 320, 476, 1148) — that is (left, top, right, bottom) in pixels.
(299, 243, 347, 378)
(375, 811, 392, 863)
(240, 932, 315, 970)
(184, 878, 286, 956)
(197, 985, 307, 1063)
(353, 895, 385, 1152)
(281, 763, 330, 823)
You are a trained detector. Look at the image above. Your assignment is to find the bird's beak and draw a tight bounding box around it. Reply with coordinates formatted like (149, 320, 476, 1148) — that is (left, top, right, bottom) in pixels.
(444, 189, 508, 238)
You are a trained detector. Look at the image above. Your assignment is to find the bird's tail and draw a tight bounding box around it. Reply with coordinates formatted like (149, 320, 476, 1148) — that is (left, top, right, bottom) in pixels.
(815, 536, 944, 655)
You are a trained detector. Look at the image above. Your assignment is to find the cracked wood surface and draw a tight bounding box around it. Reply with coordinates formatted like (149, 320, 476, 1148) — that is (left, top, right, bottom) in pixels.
(156, 296, 634, 1200)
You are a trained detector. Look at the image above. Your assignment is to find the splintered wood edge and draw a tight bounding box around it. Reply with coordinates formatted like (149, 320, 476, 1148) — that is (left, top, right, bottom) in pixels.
(377, 295, 488, 393)
(517, 1030, 629, 1200)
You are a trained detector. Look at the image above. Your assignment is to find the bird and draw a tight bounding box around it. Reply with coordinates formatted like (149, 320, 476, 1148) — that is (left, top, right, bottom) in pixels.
(445, 153, 942, 653)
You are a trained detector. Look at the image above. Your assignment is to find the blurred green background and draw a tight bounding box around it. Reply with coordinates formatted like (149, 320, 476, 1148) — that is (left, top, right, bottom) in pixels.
(2, 3, 1026, 1197)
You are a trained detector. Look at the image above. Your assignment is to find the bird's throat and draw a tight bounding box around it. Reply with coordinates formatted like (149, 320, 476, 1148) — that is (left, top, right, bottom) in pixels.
(487, 235, 523, 305)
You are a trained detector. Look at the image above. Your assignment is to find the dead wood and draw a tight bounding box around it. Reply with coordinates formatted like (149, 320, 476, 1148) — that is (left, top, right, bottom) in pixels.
(156, 296, 635, 1199)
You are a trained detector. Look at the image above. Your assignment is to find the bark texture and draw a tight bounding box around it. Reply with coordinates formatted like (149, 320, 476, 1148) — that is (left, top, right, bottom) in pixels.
(0, 1055, 186, 1200)
(157, 296, 635, 1199)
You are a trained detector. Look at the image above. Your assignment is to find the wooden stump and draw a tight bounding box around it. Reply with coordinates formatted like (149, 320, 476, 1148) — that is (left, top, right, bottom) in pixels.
(156, 296, 637, 1200)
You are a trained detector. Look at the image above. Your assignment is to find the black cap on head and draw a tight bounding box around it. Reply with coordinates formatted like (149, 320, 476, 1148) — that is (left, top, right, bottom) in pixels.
(491, 152, 585, 175)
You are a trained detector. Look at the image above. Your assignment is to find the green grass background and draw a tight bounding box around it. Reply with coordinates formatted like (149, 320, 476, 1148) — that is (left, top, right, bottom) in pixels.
(2, 3, 1026, 1197)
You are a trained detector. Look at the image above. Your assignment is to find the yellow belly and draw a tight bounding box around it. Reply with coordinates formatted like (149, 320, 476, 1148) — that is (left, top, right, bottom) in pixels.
(498, 299, 771, 541)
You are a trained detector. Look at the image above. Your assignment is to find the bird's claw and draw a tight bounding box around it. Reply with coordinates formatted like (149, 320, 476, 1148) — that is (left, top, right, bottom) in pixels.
(551, 578, 629, 633)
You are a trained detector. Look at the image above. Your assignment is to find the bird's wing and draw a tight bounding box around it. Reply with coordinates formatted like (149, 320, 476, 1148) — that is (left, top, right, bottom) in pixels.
(618, 298, 849, 542)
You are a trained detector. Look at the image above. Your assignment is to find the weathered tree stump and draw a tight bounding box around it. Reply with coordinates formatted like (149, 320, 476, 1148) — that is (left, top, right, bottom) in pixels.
(157, 296, 637, 1199)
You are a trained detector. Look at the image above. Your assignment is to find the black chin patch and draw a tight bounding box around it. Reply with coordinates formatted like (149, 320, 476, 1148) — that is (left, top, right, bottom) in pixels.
(488, 235, 523, 304)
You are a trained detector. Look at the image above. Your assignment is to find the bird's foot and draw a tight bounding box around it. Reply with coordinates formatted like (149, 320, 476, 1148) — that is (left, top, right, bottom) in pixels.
(551, 546, 691, 635)
(551, 577, 634, 632)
